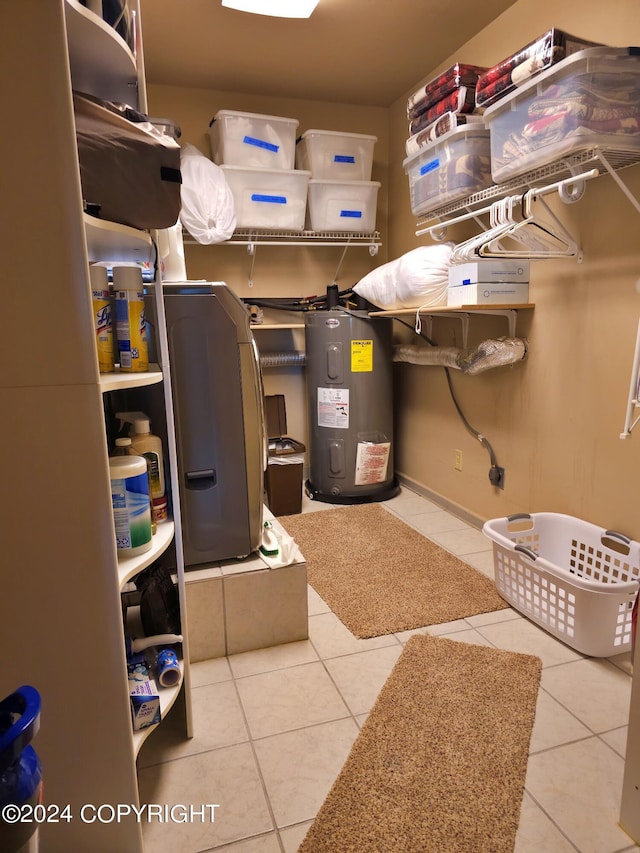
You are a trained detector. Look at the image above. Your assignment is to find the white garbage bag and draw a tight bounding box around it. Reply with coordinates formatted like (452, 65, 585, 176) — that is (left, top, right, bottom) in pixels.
(179, 143, 236, 244)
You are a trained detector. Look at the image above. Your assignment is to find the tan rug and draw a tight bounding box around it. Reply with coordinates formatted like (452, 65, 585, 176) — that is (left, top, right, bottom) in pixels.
(279, 504, 508, 638)
(299, 634, 542, 853)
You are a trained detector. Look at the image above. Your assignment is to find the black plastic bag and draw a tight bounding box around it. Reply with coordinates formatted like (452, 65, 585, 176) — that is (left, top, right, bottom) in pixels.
(135, 564, 181, 637)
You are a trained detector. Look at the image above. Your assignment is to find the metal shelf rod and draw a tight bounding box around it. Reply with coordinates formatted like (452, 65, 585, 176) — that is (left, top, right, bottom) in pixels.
(415, 170, 599, 238)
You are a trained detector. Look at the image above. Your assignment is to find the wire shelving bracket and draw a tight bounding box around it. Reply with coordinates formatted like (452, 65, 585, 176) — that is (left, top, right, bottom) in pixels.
(182, 228, 382, 288)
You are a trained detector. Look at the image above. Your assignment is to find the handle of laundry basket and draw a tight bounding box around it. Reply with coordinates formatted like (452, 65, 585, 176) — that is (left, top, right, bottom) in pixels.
(507, 513, 532, 522)
(603, 529, 631, 546)
(514, 545, 538, 561)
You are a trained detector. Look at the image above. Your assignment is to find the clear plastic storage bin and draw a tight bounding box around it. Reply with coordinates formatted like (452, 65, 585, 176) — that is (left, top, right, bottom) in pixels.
(306, 179, 380, 232)
(483, 512, 640, 657)
(220, 165, 311, 230)
(295, 130, 377, 181)
(484, 47, 640, 183)
(209, 110, 299, 170)
(403, 126, 492, 217)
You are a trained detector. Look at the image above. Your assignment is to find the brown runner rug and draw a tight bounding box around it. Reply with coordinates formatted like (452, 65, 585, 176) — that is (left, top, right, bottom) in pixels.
(279, 504, 508, 638)
(299, 634, 542, 853)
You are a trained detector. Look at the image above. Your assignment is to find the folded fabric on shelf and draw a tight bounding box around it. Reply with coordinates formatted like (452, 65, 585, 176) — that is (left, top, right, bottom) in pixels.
(494, 73, 640, 173)
(412, 153, 492, 210)
(476, 28, 601, 108)
(407, 63, 487, 121)
(405, 112, 485, 156)
(409, 87, 477, 136)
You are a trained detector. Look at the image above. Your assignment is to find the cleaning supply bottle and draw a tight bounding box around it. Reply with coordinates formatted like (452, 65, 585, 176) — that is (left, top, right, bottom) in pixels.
(113, 436, 157, 535)
(113, 436, 134, 456)
(117, 411, 166, 504)
(113, 265, 148, 372)
(89, 264, 115, 373)
(259, 520, 280, 558)
(108, 453, 153, 557)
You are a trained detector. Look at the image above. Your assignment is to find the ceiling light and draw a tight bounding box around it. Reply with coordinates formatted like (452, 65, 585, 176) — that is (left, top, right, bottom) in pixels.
(221, 0, 319, 18)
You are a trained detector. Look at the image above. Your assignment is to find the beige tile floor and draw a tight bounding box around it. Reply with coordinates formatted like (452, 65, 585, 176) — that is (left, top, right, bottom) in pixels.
(137, 486, 640, 853)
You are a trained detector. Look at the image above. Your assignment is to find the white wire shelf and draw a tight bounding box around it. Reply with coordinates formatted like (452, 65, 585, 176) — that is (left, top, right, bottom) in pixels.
(183, 228, 382, 254)
(415, 147, 640, 233)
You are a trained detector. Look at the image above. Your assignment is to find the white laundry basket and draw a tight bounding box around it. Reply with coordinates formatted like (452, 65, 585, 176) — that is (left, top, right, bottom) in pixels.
(482, 512, 640, 657)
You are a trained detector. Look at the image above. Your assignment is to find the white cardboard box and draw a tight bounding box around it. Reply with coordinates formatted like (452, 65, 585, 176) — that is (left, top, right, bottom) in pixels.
(448, 260, 530, 287)
(128, 655, 161, 731)
(447, 282, 530, 306)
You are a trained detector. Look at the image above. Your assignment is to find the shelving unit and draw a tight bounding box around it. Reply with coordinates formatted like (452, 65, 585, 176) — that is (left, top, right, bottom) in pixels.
(117, 520, 176, 589)
(400, 147, 639, 356)
(65, 0, 138, 104)
(132, 670, 183, 756)
(85, 213, 155, 264)
(99, 364, 163, 393)
(184, 226, 382, 287)
(248, 303, 537, 355)
(414, 147, 640, 235)
(369, 304, 534, 346)
(184, 227, 382, 254)
(0, 4, 190, 851)
(253, 321, 306, 330)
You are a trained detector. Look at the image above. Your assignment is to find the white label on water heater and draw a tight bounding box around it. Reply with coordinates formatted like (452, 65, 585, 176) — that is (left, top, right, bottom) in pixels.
(355, 442, 391, 485)
(317, 388, 350, 429)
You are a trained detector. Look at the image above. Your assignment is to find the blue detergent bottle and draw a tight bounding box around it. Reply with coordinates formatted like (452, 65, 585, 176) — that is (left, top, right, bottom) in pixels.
(0, 686, 42, 853)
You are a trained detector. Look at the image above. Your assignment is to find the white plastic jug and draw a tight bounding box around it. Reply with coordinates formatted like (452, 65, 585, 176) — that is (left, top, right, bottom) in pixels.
(158, 220, 186, 282)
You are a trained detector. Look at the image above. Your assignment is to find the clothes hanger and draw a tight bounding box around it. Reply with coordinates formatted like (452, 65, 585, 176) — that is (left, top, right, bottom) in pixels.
(450, 195, 520, 264)
(478, 190, 579, 258)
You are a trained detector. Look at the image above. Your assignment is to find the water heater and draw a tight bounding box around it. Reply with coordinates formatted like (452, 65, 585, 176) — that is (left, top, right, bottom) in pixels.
(305, 309, 398, 504)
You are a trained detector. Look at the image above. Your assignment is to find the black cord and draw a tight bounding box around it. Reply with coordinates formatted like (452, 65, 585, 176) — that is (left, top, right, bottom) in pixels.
(395, 318, 499, 470)
(241, 286, 357, 313)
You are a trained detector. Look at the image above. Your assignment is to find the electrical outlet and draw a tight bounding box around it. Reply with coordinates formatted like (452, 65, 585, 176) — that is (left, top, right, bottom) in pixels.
(454, 449, 463, 471)
(489, 466, 505, 489)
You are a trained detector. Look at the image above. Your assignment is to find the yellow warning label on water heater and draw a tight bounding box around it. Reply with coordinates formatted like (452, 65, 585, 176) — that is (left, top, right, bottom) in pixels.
(351, 340, 373, 372)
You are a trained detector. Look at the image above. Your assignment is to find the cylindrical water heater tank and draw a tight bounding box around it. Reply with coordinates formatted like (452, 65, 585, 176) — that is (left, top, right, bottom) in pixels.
(305, 309, 399, 504)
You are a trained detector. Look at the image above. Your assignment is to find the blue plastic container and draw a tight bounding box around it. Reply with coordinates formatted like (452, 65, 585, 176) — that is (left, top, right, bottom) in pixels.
(0, 686, 42, 853)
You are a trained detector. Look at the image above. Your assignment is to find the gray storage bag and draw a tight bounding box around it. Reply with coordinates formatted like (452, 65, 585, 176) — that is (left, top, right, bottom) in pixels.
(74, 91, 182, 231)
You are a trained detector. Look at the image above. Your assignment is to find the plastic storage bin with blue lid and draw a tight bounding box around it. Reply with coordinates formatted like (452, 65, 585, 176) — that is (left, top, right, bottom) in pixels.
(403, 125, 492, 217)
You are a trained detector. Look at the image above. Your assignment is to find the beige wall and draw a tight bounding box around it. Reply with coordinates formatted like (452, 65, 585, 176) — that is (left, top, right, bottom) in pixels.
(387, 0, 640, 535)
(149, 0, 640, 535)
(147, 84, 390, 294)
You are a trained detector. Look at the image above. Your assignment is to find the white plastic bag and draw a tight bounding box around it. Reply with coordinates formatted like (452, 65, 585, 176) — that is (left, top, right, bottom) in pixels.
(179, 143, 236, 244)
(353, 244, 453, 310)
